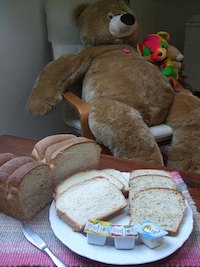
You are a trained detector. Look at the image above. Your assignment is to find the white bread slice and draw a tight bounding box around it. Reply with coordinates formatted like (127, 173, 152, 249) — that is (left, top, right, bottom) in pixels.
(55, 169, 124, 198)
(55, 177, 127, 231)
(32, 134, 76, 160)
(103, 169, 129, 196)
(47, 139, 101, 188)
(129, 188, 185, 236)
(129, 175, 176, 201)
(130, 169, 172, 180)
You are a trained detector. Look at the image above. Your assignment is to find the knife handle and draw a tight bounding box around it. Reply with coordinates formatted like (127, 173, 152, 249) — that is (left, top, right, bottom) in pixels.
(44, 247, 67, 267)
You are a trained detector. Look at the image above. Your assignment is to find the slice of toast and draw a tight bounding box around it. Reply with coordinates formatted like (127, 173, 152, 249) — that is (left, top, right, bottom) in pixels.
(129, 188, 185, 236)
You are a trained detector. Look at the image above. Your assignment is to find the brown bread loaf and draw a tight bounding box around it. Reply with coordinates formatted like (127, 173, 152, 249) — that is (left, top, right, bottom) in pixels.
(0, 155, 52, 220)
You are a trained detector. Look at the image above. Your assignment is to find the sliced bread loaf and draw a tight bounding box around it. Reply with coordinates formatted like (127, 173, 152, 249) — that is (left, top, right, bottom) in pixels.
(129, 188, 185, 236)
(32, 134, 102, 188)
(6, 161, 52, 220)
(0, 155, 52, 220)
(55, 169, 124, 198)
(32, 134, 76, 161)
(55, 177, 127, 231)
(46, 139, 101, 188)
(129, 175, 176, 201)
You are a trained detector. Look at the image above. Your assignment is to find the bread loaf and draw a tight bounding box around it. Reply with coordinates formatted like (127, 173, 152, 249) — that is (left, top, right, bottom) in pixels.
(129, 188, 185, 236)
(32, 134, 102, 188)
(32, 134, 76, 161)
(0, 155, 52, 220)
(55, 177, 127, 231)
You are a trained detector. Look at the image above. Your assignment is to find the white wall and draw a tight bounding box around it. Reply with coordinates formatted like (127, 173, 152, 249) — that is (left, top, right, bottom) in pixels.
(132, 0, 200, 91)
(133, 0, 200, 51)
(0, 0, 68, 140)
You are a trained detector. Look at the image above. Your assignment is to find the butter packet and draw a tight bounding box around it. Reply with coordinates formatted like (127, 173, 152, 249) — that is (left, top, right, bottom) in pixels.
(111, 225, 138, 250)
(84, 219, 112, 245)
(134, 220, 168, 248)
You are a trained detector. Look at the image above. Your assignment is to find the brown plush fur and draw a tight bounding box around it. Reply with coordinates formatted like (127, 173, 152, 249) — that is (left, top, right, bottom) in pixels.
(26, 0, 200, 172)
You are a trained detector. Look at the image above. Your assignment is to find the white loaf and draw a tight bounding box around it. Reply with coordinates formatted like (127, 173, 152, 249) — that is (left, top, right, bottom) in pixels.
(55, 169, 125, 198)
(55, 177, 127, 231)
(129, 188, 185, 236)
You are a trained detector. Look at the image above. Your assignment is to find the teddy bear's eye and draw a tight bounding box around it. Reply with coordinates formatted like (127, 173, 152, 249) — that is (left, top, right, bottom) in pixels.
(108, 12, 114, 19)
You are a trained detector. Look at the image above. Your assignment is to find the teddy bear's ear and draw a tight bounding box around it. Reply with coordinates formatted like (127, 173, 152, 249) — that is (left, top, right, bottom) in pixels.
(157, 31, 170, 41)
(73, 3, 89, 25)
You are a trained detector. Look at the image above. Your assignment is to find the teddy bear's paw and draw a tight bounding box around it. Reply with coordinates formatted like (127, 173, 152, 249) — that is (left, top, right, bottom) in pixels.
(26, 94, 62, 116)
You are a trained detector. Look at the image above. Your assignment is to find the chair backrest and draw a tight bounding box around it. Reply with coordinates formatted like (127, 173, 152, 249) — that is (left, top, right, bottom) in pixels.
(45, 0, 96, 59)
(45, 0, 97, 134)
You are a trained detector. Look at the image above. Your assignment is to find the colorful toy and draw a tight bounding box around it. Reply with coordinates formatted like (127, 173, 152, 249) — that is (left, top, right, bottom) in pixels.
(137, 31, 177, 87)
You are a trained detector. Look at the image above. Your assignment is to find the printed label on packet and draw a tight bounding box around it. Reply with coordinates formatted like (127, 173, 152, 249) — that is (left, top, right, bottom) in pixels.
(84, 219, 112, 237)
(111, 225, 138, 237)
(134, 220, 168, 240)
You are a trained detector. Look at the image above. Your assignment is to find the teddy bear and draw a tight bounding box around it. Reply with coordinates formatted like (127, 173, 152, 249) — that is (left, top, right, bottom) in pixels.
(26, 0, 200, 173)
(137, 31, 193, 96)
(137, 31, 178, 87)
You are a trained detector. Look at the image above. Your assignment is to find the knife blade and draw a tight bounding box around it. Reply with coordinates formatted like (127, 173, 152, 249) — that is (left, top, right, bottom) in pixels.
(22, 221, 67, 267)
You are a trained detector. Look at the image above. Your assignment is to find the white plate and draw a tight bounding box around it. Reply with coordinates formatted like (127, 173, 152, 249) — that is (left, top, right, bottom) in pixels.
(49, 173, 194, 265)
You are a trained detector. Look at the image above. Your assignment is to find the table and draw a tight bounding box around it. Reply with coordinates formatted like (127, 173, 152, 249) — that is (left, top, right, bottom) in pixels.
(0, 135, 199, 267)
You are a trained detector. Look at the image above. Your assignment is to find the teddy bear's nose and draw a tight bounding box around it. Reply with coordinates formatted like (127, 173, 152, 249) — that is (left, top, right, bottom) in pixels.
(121, 13, 135, 25)
(158, 52, 163, 57)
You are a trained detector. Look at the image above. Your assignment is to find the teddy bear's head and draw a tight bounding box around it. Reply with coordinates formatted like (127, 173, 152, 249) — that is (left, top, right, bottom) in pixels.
(74, 0, 139, 46)
(137, 31, 170, 63)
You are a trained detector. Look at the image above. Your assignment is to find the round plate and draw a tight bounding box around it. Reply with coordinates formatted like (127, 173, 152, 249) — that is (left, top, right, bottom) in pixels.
(49, 198, 193, 265)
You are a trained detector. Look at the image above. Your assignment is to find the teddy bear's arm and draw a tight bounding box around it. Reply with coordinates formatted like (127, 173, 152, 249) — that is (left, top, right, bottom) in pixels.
(26, 45, 129, 116)
(26, 50, 94, 116)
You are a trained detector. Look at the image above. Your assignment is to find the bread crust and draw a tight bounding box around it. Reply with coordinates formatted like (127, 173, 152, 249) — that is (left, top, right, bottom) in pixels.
(0, 153, 16, 166)
(45, 137, 93, 163)
(32, 134, 76, 160)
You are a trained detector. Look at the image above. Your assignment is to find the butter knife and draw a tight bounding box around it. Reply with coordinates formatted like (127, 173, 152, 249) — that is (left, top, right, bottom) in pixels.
(22, 221, 67, 267)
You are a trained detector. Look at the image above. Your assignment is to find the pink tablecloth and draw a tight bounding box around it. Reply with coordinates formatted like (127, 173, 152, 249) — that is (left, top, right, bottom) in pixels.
(0, 174, 199, 267)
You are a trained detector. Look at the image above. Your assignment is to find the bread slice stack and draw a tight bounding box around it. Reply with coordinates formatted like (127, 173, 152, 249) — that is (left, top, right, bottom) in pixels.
(129, 169, 185, 236)
(55, 169, 129, 198)
(32, 134, 102, 188)
(55, 176, 127, 231)
(0, 153, 52, 220)
(129, 169, 176, 201)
